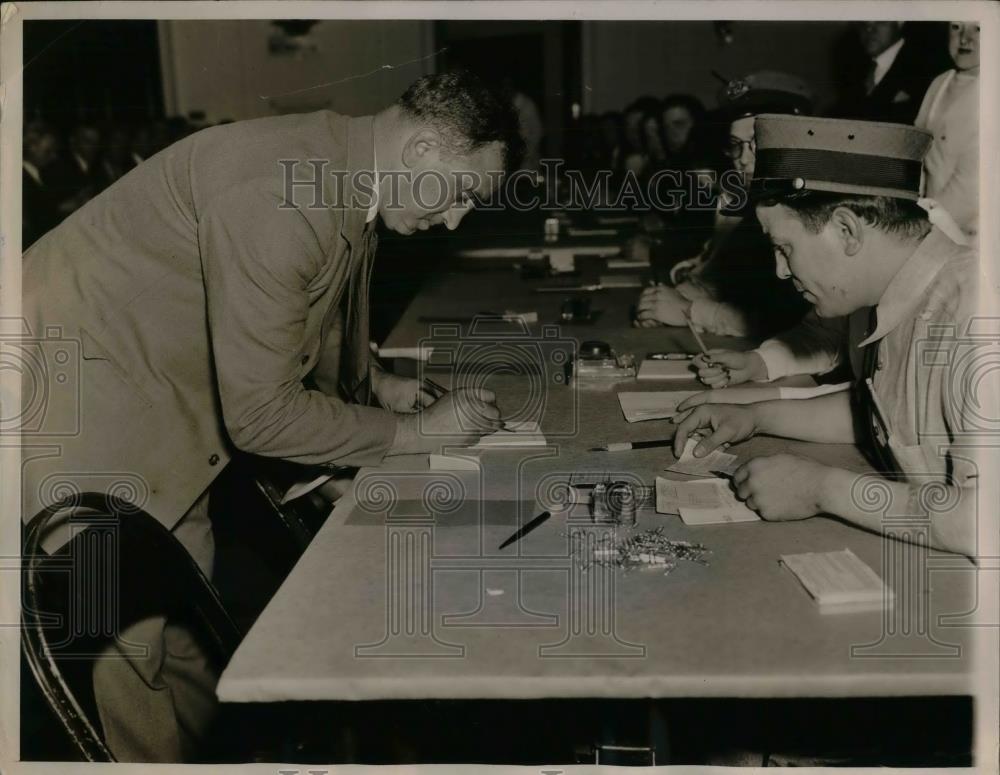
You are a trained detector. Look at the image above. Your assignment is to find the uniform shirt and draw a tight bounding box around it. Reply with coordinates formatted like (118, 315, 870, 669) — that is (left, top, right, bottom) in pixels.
(853, 227, 978, 489)
(915, 69, 979, 238)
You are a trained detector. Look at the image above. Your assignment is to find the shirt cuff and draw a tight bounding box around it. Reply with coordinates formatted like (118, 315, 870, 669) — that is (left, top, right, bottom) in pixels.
(752, 339, 793, 382)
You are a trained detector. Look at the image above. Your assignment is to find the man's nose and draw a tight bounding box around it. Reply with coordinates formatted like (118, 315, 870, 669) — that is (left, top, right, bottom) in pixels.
(775, 253, 792, 279)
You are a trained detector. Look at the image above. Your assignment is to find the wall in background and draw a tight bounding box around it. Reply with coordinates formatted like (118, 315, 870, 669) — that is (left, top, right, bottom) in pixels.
(158, 20, 434, 122)
(581, 21, 850, 115)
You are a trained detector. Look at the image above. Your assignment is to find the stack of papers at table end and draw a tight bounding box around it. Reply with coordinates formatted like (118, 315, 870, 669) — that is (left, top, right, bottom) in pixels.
(780, 548, 895, 614)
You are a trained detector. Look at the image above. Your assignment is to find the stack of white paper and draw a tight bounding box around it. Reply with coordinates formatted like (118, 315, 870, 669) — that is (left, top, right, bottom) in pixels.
(655, 476, 760, 525)
(780, 549, 895, 614)
(618, 391, 700, 422)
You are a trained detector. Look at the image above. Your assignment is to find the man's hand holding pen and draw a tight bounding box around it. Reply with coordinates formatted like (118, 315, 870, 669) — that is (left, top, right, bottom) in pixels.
(386, 376, 504, 455)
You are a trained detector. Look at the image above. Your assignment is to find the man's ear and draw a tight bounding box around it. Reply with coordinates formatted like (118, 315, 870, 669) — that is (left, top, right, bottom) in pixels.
(831, 206, 864, 257)
(401, 129, 441, 170)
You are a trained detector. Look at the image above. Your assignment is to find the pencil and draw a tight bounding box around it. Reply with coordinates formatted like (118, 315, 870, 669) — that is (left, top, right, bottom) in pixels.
(591, 440, 674, 452)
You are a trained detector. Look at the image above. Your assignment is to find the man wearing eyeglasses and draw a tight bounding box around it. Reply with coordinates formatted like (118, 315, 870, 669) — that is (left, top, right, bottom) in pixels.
(633, 71, 813, 342)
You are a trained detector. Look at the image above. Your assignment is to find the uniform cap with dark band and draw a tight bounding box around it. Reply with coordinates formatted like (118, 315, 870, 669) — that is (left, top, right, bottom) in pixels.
(750, 114, 932, 200)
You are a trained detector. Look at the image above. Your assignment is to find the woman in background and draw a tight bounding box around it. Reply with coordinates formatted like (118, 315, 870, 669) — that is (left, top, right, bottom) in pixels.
(915, 21, 979, 239)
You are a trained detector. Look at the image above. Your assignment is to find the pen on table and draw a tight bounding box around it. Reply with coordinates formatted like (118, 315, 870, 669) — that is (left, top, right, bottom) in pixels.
(648, 352, 694, 361)
(590, 439, 674, 452)
(498, 510, 552, 550)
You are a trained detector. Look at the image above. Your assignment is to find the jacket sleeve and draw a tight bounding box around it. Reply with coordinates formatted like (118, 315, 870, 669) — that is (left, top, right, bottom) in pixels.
(197, 182, 397, 466)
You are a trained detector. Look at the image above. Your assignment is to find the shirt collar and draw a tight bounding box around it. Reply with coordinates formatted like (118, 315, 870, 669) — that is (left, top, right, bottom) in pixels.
(22, 160, 41, 185)
(872, 37, 905, 86)
(342, 115, 377, 238)
(857, 227, 964, 347)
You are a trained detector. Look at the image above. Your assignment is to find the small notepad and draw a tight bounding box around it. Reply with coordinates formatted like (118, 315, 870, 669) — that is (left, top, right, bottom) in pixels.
(780, 549, 895, 614)
(637, 359, 698, 381)
(618, 391, 700, 422)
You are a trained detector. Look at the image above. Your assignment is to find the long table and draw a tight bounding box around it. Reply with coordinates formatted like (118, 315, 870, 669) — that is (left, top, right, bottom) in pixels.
(218, 254, 975, 705)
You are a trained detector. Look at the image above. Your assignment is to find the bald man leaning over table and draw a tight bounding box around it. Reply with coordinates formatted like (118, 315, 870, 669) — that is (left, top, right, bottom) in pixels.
(20, 70, 524, 762)
(673, 115, 978, 558)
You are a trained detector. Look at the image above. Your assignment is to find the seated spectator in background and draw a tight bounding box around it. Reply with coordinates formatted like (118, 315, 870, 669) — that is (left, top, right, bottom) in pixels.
(640, 110, 667, 168)
(97, 124, 137, 191)
(621, 96, 661, 175)
(915, 21, 979, 239)
(832, 21, 947, 124)
(22, 121, 61, 249)
(658, 93, 709, 171)
(674, 115, 977, 557)
(634, 73, 812, 338)
(504, 77, 544, 173)
(48, 122, 102, 215)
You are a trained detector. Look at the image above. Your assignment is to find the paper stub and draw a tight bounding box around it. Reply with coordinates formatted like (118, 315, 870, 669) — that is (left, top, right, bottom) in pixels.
(665, 437, 740, 476)
(636, 359, 698, 381)
(471, 421, 547, 448)
(780, 548, 895, 614)
(655, 477, 759, 524)
(618, 391, 700, 422)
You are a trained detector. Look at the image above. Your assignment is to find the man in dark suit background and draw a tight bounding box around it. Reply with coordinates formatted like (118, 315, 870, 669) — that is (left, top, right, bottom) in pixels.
(21, 121, 61, 249)
(831, 21, 951, 124)
(47, 122, 103, 214)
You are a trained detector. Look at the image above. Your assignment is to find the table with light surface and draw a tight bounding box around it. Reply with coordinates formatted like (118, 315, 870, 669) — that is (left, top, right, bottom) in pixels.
(217, 259, 976, 704)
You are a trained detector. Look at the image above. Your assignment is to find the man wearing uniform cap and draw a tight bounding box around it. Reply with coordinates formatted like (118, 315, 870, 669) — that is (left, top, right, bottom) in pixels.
(673, 114, 978, 556)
